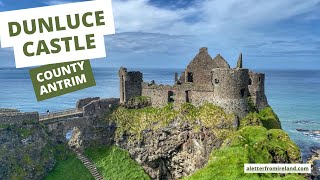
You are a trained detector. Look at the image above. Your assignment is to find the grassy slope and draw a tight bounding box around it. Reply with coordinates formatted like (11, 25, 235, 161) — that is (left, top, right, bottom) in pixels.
(45, 144, 94, 180)
(85, 146, 150, 180)
(45, 154, 94, 180)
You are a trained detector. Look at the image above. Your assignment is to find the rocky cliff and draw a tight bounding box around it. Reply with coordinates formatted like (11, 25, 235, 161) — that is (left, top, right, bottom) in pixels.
(0, 117, 55, 179)
(100, 103, 304, 179)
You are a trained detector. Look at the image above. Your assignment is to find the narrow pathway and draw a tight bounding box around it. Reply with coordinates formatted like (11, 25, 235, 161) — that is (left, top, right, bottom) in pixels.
(73, 149, 104, 180)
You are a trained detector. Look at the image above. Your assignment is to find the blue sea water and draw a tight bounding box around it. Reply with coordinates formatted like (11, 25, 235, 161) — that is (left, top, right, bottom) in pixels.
(0, 67, 319, 160)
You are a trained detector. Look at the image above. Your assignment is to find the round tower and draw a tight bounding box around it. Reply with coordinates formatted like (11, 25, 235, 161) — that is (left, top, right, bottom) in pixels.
(212, 68, 249, 118)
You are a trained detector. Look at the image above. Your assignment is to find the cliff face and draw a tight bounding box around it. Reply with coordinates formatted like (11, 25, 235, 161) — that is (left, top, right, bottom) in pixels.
(116, 121, 220, 179)
(106, 103, 238, 179)
(0, 119, 55, 180)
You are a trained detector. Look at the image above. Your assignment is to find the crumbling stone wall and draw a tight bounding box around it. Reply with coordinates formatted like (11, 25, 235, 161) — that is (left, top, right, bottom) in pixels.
(76, 97, 100, 109)
(142, 83, 173, 107)
(0, 108, 20, 113)
(142, 83, 215, 108)
(248, 72, 269, 110)
(83, 98, 119, 118)
(0, 112, 39, 125)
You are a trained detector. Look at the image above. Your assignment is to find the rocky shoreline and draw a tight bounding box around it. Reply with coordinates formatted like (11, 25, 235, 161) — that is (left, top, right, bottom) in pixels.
(296, 129, 320, 141)
(307, 148, 320, 177)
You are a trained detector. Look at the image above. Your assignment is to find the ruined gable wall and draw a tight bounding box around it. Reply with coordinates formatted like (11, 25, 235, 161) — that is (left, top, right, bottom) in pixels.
(179, 48, 217, 85)
(248, 72, 269, 110)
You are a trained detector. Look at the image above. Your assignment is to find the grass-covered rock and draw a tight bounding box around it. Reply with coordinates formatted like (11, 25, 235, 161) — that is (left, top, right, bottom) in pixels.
(109, 103, 237, 140)
(185, 126, 303, 180)
(85, 146, 150, 180)
(240, 107, 281, 130)
(259, 107, 282, 129)
(107, 103, 301, 179)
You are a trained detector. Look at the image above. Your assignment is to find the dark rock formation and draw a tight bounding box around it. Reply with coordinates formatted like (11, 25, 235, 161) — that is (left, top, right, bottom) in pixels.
(115, 121, 222, 179)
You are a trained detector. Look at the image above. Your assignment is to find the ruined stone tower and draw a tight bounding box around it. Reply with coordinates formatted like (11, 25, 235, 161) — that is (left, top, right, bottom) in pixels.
(248, 72, 268, 110)
(118, 67, 143, 104)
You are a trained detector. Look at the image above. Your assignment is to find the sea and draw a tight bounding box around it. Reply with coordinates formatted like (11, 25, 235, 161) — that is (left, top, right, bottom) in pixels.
(0, 67, 319, 161)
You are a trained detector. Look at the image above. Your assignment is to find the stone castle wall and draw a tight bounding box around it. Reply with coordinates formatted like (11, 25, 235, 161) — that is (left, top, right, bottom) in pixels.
(0, 108, 20, 113)
(0, 112, 39, 125)
(248, 72, 269, 110)
(142, 83, 215, 107)
(83, 98, 120, 118)
(76, 97, 100, 109)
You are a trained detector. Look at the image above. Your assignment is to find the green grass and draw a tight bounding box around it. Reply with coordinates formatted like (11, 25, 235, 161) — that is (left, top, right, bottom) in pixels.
(45, 153, 94, 180)
(85, 146, 150, 180)
(240, 107, 281, 130)
(45, 144, 93, 180)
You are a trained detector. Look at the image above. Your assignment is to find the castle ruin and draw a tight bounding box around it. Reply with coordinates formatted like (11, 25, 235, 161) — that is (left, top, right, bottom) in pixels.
(119, 47, 268, 118)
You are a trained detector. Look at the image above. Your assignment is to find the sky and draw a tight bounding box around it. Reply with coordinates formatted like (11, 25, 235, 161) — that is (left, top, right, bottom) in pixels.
(0, 0, 320, 69)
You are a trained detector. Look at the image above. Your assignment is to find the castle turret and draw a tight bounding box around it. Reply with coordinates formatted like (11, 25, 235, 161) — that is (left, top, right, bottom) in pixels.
(237, 53, 243, 68)
(248, 72, 269, 110)
(212, 68, 249, 118)
(119, 67, 143, 104)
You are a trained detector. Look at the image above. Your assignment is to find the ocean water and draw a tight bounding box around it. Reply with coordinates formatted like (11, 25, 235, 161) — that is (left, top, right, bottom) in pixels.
(0, 67, 319, 160)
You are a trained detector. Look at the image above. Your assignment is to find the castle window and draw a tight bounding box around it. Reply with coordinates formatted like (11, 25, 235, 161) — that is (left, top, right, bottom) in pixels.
(187, 72, 193, 82)
(240, 88, 245, 97)
(215, 79, 219, 84)
(249, 78, 252, 85)
(168, 91, 175, 103)
(185, 91, 190, 103)
(258, 77, 261, 82)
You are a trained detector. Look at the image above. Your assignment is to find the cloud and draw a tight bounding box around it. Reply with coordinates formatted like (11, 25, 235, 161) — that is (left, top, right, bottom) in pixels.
(112, 0, 320, 35)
